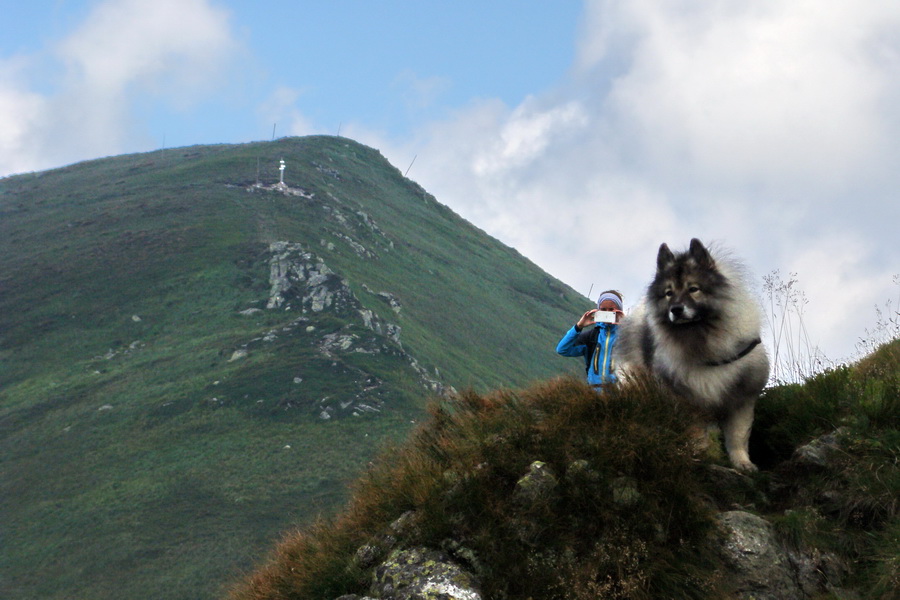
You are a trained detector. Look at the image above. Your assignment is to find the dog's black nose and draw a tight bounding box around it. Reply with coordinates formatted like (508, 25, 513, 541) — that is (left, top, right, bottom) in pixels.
(670, 305, 684, 318)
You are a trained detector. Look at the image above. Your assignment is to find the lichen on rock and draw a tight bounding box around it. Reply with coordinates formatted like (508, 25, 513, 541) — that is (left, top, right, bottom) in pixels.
(370, 547, 482, 600)
(513, 461, 558, 507)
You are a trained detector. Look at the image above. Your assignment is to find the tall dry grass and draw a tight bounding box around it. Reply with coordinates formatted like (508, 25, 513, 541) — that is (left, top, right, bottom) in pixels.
(229, 376, 727, 600)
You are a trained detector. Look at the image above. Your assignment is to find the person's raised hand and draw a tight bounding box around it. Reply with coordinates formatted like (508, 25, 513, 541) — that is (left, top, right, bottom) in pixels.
(577, 309, 598, 329)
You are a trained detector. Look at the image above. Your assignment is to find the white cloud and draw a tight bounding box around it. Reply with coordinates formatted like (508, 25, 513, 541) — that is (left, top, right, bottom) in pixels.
(258, 86, 320, 138)
(0, 57, 49, 175)
(377, 0, 900, 362)
(472, 99, 589, 175)
(588, 1, 900, 195)
(59, 0, 235, 98)
(0, 0, 238, 176)
(779, 233, 896, 360)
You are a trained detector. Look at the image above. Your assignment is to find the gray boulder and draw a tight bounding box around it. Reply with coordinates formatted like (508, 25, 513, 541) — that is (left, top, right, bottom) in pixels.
(355, 511, 419, 570)
(610, 476, 641, 507)
(786, 546, 851, 598)
(791, 428, 848, 469)
(715, 510, 848, 599)
(370, 547, 482, 600)
(512, 460, 558, 506)
(716, 511, 802, 599)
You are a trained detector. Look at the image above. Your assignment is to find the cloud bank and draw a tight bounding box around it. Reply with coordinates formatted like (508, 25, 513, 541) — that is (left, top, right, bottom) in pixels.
(366, 0, 900, 362)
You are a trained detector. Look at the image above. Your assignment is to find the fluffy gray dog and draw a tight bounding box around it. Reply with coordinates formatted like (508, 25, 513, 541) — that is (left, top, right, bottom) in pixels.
(615, 238, 770, 471)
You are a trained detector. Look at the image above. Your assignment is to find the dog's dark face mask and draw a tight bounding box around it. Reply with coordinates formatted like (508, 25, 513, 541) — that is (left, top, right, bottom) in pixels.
(651, 239, 730, 327)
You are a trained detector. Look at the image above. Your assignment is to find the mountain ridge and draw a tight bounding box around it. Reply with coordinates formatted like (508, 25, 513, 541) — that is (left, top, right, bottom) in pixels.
(0, 135, 589, 600)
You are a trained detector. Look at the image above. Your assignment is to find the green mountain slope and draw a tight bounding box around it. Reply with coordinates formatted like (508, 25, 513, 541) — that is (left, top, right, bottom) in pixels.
(0, 136, 588, 600)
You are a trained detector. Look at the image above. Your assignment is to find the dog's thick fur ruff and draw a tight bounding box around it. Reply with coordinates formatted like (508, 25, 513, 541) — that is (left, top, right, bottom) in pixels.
(615, 238, 770, 471)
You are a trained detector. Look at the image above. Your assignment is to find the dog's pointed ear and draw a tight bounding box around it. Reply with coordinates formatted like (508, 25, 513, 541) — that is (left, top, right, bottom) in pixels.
(657, 243, 675, 271)
(689, 238, 714, 267)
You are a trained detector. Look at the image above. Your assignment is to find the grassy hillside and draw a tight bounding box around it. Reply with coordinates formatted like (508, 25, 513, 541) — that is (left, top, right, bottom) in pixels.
(230, 340, 899, 600)
(0, 136, 589, 600)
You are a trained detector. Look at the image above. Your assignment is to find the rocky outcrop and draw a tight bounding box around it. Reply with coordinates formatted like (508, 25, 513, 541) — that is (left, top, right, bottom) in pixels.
(234, 242, 454, 402)
(359, 309, 402, 346)
(354, 512, 419, 571)
(321, 192, 393, 255)
(513, 460, 558, 507)
(349, 509, 850, 600)
(362, 284, 402, 315)
(345, 512, 482, 600)
(313, 162, 341, 179)
(791, 428, 849, 469)
(370, 548, 482, 600)
(355, 210, 393, 249)
(715, 511, 801, 599)
(243, 181, 315, 198)
(265, 242, 401, 352)
(266, 241, 356, 312)
(715, 510, 849, 599)
(340, 460, 854, 600)
(409, 358, 453, 397)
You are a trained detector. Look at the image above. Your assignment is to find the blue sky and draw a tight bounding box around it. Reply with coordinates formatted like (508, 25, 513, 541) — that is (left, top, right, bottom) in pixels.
(2, 0, 899, 369)
(0, 1, 581, 152)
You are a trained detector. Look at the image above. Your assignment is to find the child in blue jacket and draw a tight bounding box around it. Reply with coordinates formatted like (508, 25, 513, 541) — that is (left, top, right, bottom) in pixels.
(556, 290, 624, 388)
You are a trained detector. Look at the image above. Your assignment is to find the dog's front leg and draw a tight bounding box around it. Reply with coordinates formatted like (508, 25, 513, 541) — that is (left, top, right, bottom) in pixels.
(722, 400, 757, 472)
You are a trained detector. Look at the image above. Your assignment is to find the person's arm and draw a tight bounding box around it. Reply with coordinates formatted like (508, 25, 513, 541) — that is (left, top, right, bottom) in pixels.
(556, 310, 598, 356)
(556, 325, 585, 356)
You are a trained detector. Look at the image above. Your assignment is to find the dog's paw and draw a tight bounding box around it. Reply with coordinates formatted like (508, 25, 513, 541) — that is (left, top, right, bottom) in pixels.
(731, 459, 758, 473)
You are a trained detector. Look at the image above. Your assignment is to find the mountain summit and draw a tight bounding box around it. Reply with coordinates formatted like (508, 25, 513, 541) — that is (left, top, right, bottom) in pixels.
(0, 136, 586, 600)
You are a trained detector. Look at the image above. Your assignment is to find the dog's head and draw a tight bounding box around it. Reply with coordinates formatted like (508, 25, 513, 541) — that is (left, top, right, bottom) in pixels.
(649, 238, 730, 326)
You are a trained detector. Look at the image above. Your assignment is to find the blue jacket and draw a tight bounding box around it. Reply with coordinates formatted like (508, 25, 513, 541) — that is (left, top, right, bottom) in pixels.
(556, 323, 619, 386)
